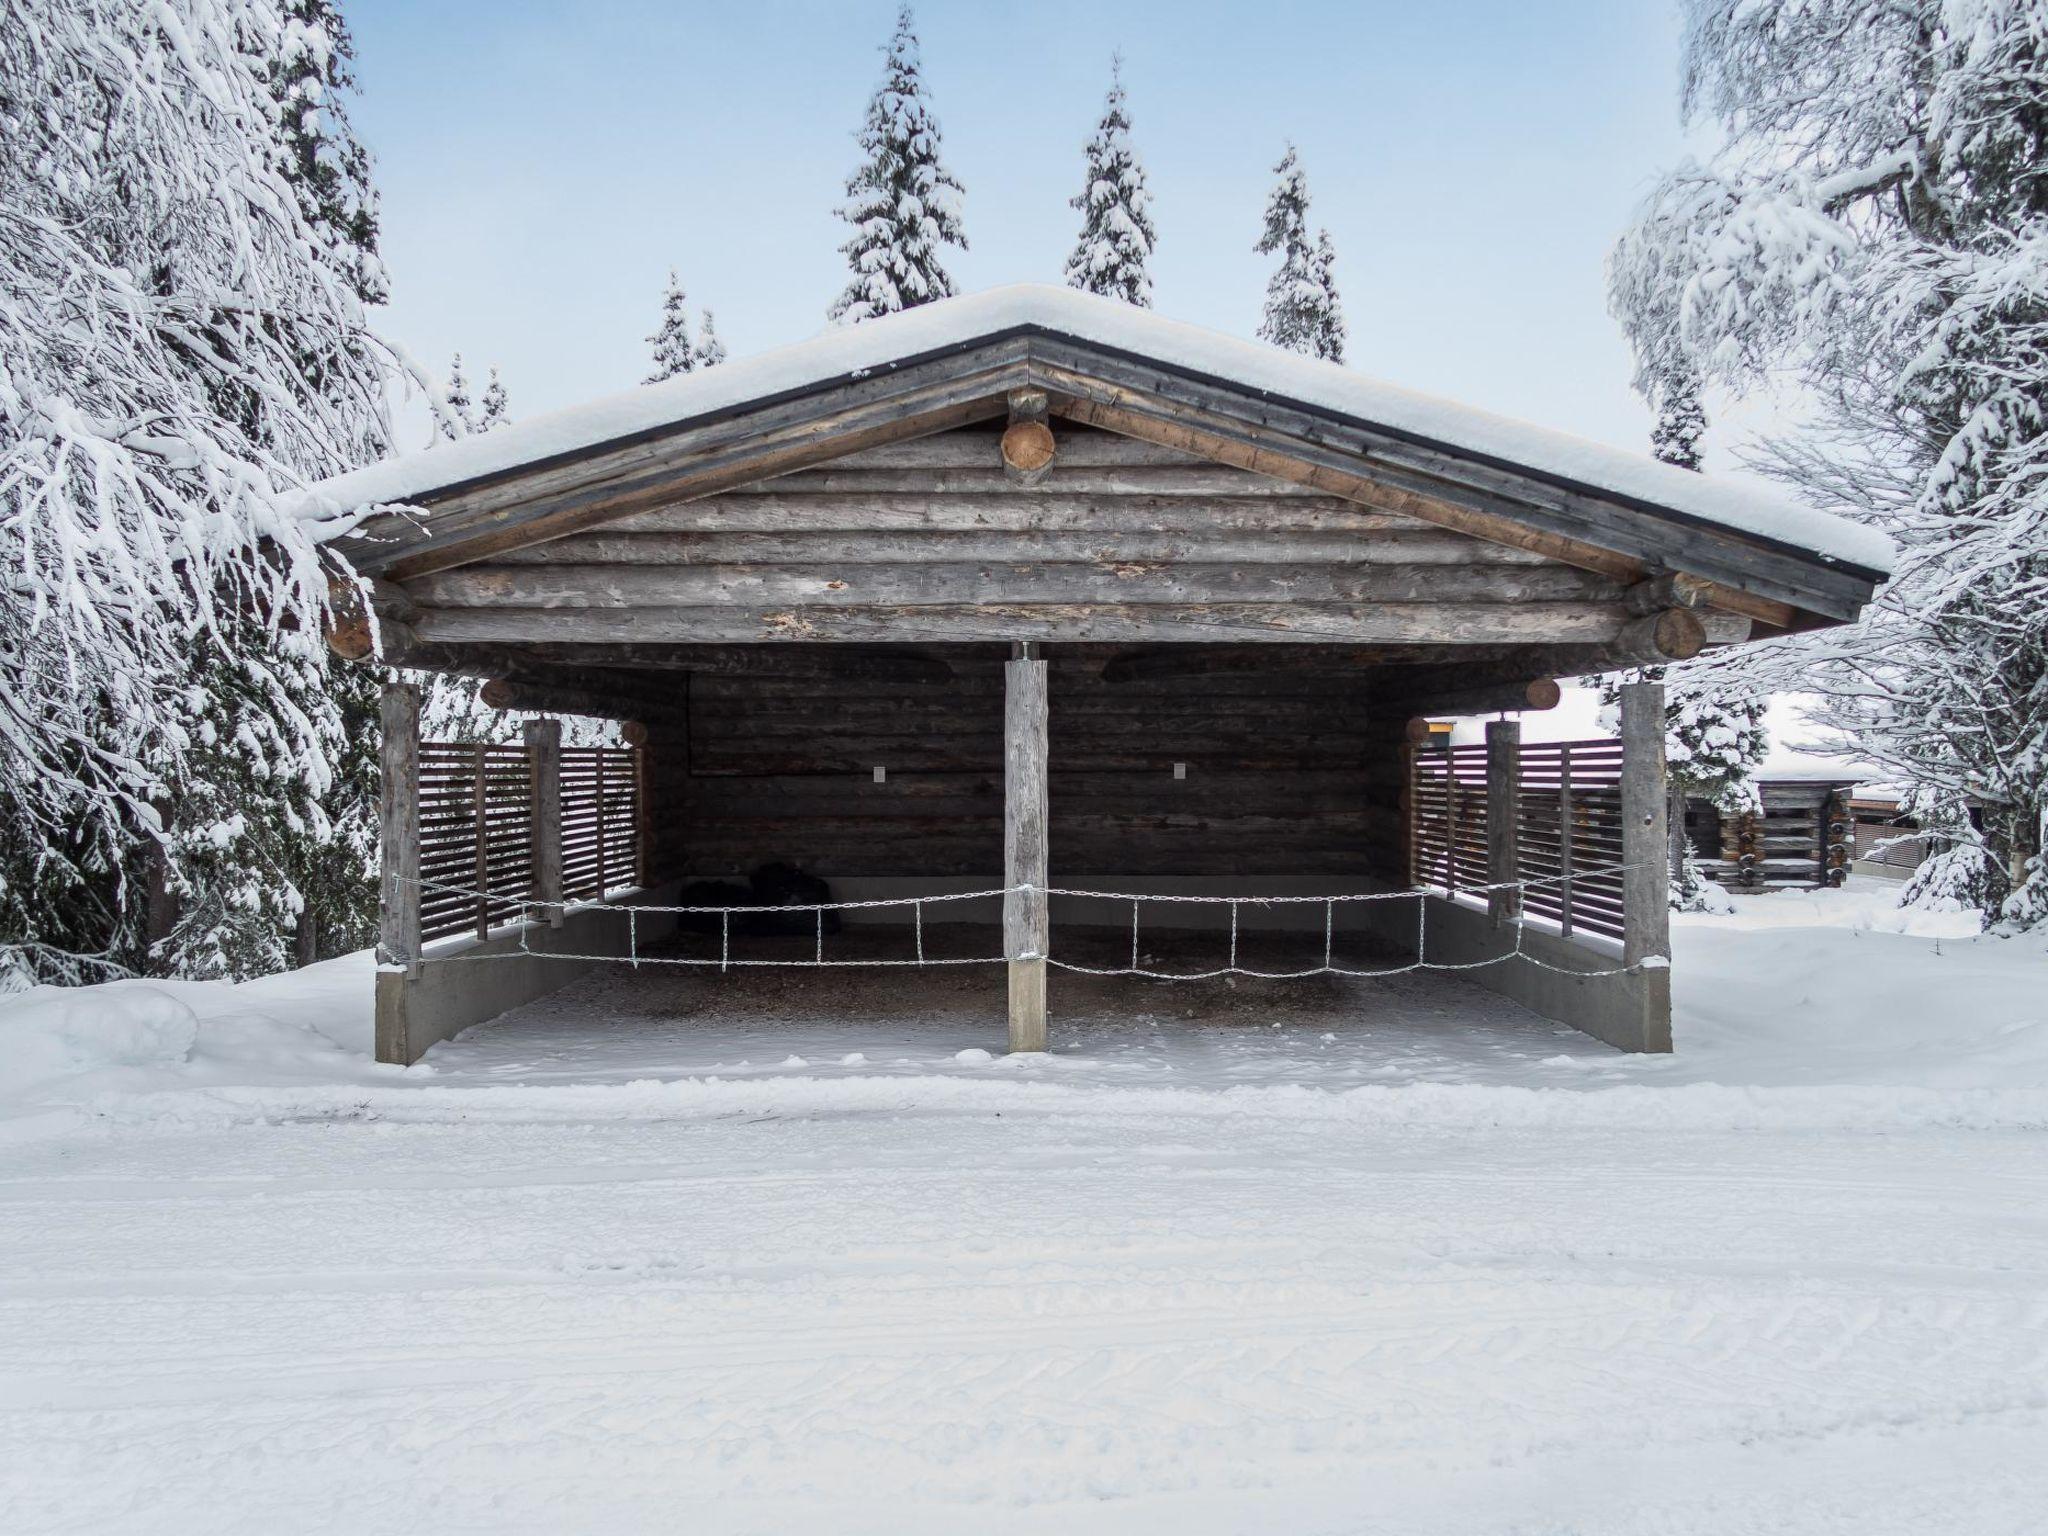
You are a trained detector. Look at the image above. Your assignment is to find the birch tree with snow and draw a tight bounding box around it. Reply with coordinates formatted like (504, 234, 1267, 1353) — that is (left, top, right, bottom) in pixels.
(0, 0, 410, 984)
(1064, 58, 1156, 307)
(829, 6, 967, 325)
(1256, 145, 1345, 362)
(1609, 0, 2048, 931)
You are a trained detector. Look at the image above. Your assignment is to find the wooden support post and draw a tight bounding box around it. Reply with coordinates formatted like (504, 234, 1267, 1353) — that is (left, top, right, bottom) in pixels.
(1004, 642, 1049, 1053)
(524, 717, 564, 928)
(1486, 718, 1521, 926)
(1557, 744, 1576, 939)
(377, 682, 422, 979)
(1620, 680, 1671, 969)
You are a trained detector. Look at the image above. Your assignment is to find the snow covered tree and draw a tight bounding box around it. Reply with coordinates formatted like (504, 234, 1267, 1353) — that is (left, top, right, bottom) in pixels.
(270, 0, 386, 308)
(1651, 369, 1707, 472)
(645, 271, 696, 383)
(0, 0, 408, 984)
(829, 6, 967, 325)
(479, 368, 509, 431)
(1064, 57, 1156, 307)
(694, 309, 727, 370)
(1608, 0, 2048, 931)
(1256, 145, 1345, 361)
(440, 353, 477, 437)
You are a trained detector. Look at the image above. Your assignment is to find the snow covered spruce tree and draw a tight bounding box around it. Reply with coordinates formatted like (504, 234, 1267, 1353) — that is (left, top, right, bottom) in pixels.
(0, 0, 403, 983)
(1064, 58, 1156, 306)
(479, 368, 509, 431)
(829, 5, 967, 324)
(1609, 0, 2048, 930)
(645, 271, 696, 383)
(1256, 145, 1345, 361)
(440, 353, 477, 437)
(694, 310, 727, 369)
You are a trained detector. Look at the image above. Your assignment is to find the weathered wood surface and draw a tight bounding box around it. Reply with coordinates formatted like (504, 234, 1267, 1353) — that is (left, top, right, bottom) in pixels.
(1030, 341, 1878, 620)
(1486, 719, 1521, 926)
(523, 718, 564, 926)
(1004, 650, 1049, 1053)
(1619, 680, 1672, 967)
(377, 683, 422, 978)
(608, 492, 1404, 533)
(414, 601, 1652, 647)
(414, 562, 1623, 610)
(485, 527, 1552, 567)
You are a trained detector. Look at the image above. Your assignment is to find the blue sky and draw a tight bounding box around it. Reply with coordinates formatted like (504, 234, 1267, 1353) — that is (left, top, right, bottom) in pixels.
(349, 1, 1702, 457)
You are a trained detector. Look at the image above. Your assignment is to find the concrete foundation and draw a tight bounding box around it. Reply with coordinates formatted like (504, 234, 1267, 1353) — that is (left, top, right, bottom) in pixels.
(374, 886, 680, 1065)
(1359, 890, 1671, 1053)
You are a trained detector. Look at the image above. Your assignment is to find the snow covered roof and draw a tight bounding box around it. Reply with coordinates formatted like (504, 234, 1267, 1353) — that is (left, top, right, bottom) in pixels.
(302, 284, 1894, 579)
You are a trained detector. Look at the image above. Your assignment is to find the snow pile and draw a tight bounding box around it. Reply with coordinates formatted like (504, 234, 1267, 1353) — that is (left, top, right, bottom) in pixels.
(0, 983, 199, 1094)
(0, 952, 384, 1116)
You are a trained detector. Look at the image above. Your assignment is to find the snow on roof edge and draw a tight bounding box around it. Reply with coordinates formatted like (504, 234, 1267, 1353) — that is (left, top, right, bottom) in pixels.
(298, 284, 1895, 576)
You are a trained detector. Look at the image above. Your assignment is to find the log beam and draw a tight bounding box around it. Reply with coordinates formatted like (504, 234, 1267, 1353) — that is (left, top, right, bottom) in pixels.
(479, 678, 681, 723)
(1623, 572, 1713, 616)
(1385, 677, 1562, 719)
(1612, 608, 1707, 664)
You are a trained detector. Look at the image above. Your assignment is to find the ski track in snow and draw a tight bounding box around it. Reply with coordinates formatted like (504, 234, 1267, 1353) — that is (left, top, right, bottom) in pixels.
(1, 884, 2046, 1532)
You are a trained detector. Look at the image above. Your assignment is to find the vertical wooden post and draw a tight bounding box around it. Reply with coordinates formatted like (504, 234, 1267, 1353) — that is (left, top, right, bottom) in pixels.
(1486, 718, 1521, 926)
(1004, 642, 1049, 1054)
(525, 717, 563, 928)
(471, 741, 490, 940)
(1557, 744, 1576, 939)
(378, 682, 421, 979)
(1620, 680, 1671, 968)
(593, 746, 609, 895)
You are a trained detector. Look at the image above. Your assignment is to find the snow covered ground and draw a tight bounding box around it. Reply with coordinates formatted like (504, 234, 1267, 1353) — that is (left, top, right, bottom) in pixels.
(2, 880, 2045, 1533)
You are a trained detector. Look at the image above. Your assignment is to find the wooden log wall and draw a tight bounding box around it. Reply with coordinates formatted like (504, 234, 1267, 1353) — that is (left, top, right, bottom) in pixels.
(644, 644, 1408, 880)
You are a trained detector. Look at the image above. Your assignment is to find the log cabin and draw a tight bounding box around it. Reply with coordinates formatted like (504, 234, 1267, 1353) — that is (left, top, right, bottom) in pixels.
(301, 285, 1892, 1064)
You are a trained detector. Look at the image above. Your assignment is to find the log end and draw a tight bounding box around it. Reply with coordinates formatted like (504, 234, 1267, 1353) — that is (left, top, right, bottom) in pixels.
(620, 720, 651, 749)
(479, 678, 517, 710)
(1000, 419, 1057, 477)
(1524, 677, 1564, 711)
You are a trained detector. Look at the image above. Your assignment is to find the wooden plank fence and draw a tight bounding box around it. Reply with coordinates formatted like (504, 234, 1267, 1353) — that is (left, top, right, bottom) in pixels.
(418, 738, 641, 943)
(1410, 738, 1626, 942)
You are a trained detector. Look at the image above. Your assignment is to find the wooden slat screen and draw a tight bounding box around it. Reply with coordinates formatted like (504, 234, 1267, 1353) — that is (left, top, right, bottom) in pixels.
(416, 739, 642, 943)
(560, 745, 642, 902)
(419, 742, 534, 943)
(1411, 738, 1627, 942)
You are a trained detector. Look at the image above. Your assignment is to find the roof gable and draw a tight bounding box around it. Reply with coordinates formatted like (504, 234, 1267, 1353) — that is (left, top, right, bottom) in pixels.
(312, 285, 1892, 626)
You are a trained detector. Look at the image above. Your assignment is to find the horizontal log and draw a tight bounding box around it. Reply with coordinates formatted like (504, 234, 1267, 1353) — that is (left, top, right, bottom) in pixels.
(831, 429, 1200, 470)
(758, 464, 1318, 497)
(480, 678, 669, 723)
(508, 643, 956, 684)
(1386, 678, 1562, 718)
(1612, 607, 1706, 664)
(606, 493, 1421, 535)
(1623, 572, 1713, 616)
(413, 563, 1623, 610)
(415, 602, 1646, 647)
(482, 527, 1547, 569)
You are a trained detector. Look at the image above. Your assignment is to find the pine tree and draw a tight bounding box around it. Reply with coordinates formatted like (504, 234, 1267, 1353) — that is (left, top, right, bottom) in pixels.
(693, 309, 727, 369)
(479, 369, 510, 431)
(1609, 0, 2048, 930)
(1256, 145, 1344, 361)
(1064, 57, 1156, 307)
(646, 270, 696, 383)
(441, 353, 476, 437)
(829, 5, 967, 325)
(270, 0, 387, 308)
(0, 0, 401, 984)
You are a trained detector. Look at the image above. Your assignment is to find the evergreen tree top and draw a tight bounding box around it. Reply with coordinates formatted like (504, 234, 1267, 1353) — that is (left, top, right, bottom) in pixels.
(829, 5, 968, 325)
(270, 0, 386, 305)
(1064, 56, 1157, 308)
(694, 309, 727, 370)
(646, 269, 696, 383)
(440, 353, 474, 439)
(1256, 145, 1345, 362)
(479, 369, 509, 432)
